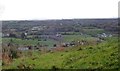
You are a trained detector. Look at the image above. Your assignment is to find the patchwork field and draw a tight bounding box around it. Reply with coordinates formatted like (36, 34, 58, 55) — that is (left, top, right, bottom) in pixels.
(1, 19, 119, 70)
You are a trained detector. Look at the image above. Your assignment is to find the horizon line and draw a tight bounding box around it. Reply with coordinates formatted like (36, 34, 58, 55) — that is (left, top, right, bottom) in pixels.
(0, 17, 118, 21)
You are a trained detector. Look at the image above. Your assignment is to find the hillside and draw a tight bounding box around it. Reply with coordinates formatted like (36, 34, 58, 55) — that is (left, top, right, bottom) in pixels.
(2, 19, 119, 70)
(2, 37, 118, 70)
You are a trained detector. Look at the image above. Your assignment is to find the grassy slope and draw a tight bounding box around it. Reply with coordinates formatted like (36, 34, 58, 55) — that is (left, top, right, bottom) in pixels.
(3, 37, 118, 69)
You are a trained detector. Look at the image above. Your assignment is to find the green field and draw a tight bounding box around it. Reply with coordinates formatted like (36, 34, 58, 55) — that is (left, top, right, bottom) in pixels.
(2, 35, 97, 47)
(63, 35, 97, 42)
(2, 38, 58, 47)
(83, 28, 105, 36)
(2, 37, 118, 69)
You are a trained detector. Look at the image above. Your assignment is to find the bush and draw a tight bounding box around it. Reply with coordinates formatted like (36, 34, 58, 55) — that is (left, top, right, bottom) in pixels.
(10, 50, 19, 58)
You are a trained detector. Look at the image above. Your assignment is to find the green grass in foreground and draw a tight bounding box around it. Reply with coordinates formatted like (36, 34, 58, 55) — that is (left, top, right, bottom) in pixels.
(2, 37, 118, 69)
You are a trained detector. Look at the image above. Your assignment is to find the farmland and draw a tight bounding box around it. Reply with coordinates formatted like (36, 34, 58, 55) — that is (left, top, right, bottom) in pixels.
(2, 37, 118, 69)
(1, 19, 119, 70)
(2, 35, 97, 47)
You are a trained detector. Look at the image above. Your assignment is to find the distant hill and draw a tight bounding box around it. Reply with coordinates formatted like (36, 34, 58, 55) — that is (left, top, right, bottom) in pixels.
(2, 18, 118, 34)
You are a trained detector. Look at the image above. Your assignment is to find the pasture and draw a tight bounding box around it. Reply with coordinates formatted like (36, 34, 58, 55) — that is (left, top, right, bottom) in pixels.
(2, 37, 118, 69)
(2, 19, 118, 70)
(2, 34, 98, 48)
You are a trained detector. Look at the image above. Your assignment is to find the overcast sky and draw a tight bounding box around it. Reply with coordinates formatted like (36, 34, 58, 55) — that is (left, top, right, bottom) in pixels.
(0, 0, 119, 20)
